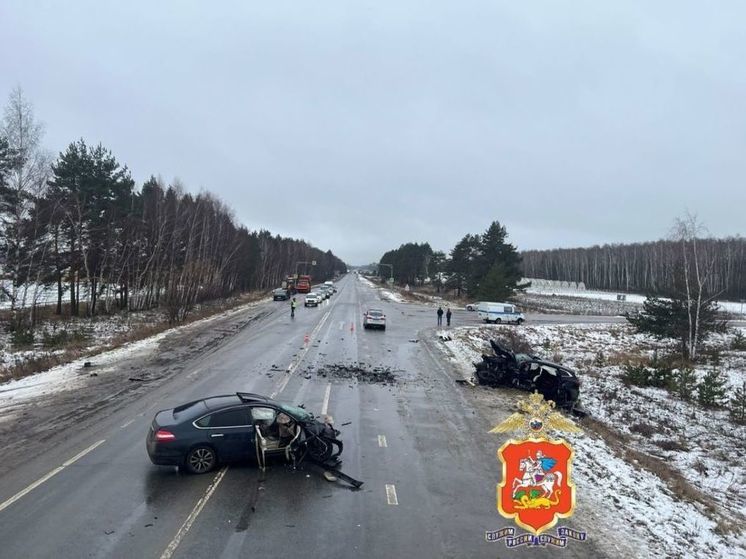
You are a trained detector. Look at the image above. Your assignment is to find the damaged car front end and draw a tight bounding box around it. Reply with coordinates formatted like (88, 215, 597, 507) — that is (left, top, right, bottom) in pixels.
(147, 392, 362, 487)
(473, 340, 586, 416)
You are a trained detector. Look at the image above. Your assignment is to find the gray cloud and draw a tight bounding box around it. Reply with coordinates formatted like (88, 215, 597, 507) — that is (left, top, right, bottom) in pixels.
(2, 0, 744, 264)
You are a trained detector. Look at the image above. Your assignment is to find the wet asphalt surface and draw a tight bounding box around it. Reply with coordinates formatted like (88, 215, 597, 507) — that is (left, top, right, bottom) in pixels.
(0, 276, 616, 558)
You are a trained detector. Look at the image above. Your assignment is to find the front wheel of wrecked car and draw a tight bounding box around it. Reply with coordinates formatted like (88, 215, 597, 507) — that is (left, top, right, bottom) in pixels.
(185, 446, 217, 474)
(307, 437, 334, 462)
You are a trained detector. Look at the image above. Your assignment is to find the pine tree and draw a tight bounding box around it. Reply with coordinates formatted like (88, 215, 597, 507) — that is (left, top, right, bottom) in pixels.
(696, 368, 728, 408)
(730, 382, 746, 424)
(471, 221, 524, 299)
(673, 367, 697, 401)
(627, 295, 726, 360)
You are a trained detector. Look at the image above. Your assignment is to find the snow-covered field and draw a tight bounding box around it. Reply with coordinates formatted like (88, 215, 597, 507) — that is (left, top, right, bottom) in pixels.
(438, 324, 746, 558)
(524, 283, 746, 317)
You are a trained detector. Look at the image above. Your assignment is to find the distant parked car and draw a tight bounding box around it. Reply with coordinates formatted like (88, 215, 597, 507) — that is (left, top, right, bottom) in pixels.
(465, 302, 479, 311)
(363, 308, 386, 330)
(273, 288, 288, 301)
(305, 293, 321, 307)
(319, 285, 333, 298)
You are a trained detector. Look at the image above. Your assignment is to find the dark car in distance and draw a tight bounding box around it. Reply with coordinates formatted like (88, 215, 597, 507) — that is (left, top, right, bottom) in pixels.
(146, 392, 343, 474)
(273, 288, 288, 301)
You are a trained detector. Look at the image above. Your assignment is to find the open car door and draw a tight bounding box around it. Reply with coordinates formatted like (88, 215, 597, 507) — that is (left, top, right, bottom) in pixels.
(254, 425, 267, 470)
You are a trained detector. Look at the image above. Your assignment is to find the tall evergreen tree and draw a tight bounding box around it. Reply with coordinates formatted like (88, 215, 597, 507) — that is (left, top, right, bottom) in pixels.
(471, 221, 524, 299)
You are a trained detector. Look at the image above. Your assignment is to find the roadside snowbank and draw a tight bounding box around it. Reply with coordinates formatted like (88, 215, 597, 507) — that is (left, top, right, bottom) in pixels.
(437, 324, 746, 557)
(0, 298, 268, 419)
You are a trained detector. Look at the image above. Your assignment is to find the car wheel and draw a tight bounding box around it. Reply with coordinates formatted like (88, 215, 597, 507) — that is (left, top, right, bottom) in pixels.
(496, 318, 502, 324)
(307, 437, 334, 462)
(185, 446, 217, 474)
(516, 318, 524, 325)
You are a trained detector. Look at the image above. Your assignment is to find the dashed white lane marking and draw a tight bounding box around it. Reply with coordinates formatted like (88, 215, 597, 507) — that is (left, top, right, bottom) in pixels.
(385, 484, 399, 505)
(0, 439, 106, 515)
(271, 309, 331, 398)
(120, 419, 135, 429)
(378, 435, 387, 448)
(186, 368, 201, 379)
(338, 320, 344, 330)
(159, 466, 228, 559)
(321, 383, 332, 416)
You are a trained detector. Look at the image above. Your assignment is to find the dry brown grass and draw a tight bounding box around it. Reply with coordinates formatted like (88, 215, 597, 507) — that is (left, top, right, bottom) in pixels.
(605, 350, 650, 367)
(581, 416, 742, 534)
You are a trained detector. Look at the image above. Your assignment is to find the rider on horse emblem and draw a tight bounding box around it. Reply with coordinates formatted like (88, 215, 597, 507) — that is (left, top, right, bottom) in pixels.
(490, 392, 581, 535)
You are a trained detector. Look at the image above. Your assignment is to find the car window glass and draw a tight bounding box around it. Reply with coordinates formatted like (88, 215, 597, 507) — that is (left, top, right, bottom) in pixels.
(209, 407, 251, 427)
(195, 415, 212, 427)
(251, 407, 277, 422)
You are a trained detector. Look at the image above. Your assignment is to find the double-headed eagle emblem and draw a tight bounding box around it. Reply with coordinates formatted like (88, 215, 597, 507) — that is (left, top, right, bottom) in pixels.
(489, 391, 581, 438)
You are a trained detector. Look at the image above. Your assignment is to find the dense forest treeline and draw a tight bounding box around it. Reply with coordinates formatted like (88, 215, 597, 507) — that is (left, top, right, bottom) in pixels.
(522, 237, 746, 300)
(379, 221, 524, 301)
(0, 88, 345, 328)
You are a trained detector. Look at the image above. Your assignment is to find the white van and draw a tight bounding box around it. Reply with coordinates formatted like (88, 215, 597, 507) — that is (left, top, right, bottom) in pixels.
(477, 302, 525, 325)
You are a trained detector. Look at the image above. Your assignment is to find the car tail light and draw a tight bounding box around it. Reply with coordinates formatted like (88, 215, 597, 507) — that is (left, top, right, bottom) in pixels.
(155, 429, 176, 442)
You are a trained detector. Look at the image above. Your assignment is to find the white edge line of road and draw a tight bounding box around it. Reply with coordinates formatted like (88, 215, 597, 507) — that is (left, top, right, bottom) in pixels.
(0, 439, 106, 515)
(160, 466, 229, 559)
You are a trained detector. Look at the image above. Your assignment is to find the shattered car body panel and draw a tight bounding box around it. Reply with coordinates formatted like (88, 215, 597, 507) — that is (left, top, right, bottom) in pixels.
(473, 341, 583, 414)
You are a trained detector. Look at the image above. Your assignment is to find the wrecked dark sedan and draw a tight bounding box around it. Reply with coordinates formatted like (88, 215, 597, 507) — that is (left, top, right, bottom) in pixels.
(147, 392, 343, 474)
(474, 340, 583, 414)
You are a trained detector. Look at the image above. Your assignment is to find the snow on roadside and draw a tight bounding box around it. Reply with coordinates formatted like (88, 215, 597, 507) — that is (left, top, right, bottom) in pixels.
(358, 276, 406, 303)
(437, 324, 746, 557)
(0, 298, 268, 416)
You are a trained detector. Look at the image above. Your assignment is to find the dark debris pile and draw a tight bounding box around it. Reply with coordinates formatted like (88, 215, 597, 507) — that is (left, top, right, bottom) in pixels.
(314, 363, 401, 385)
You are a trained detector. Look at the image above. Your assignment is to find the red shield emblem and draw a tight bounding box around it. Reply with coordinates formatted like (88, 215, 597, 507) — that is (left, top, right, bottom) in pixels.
(497, 438, 575, 535)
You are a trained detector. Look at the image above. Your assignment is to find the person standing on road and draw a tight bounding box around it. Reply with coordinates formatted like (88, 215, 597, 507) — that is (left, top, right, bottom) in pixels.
(446, 307, 452, 327)
(437, 306, 444, 326)
(291, 297, 297, 318)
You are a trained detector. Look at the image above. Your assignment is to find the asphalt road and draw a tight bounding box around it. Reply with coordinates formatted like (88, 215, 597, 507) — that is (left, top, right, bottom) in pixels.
(0, 275, 614, 558)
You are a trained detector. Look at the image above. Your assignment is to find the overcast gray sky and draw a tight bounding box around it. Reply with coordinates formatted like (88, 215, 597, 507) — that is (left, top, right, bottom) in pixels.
(1, 1, 744, 264)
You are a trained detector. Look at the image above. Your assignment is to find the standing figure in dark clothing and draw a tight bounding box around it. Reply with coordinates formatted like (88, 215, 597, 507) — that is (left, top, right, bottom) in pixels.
(446, 307, 452, 327)
(437, 306, 444, 326)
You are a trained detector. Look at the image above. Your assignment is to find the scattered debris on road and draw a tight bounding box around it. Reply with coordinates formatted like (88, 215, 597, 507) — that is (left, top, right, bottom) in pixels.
(314, 363, 400, 385)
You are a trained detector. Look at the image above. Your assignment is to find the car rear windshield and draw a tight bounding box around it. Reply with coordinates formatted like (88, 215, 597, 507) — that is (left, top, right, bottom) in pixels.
(172, 400, 208, 421)
(367, 310, 384, 317)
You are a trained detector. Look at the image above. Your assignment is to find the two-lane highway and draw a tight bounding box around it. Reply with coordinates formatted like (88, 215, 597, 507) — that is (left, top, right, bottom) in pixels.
(0, 275, 609, 558)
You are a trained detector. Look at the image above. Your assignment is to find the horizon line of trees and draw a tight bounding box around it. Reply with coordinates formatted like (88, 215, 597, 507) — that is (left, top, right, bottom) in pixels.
(0, 87, 345, 329)
(522, 236, 746, 300)
(378, 221, 524, 301)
